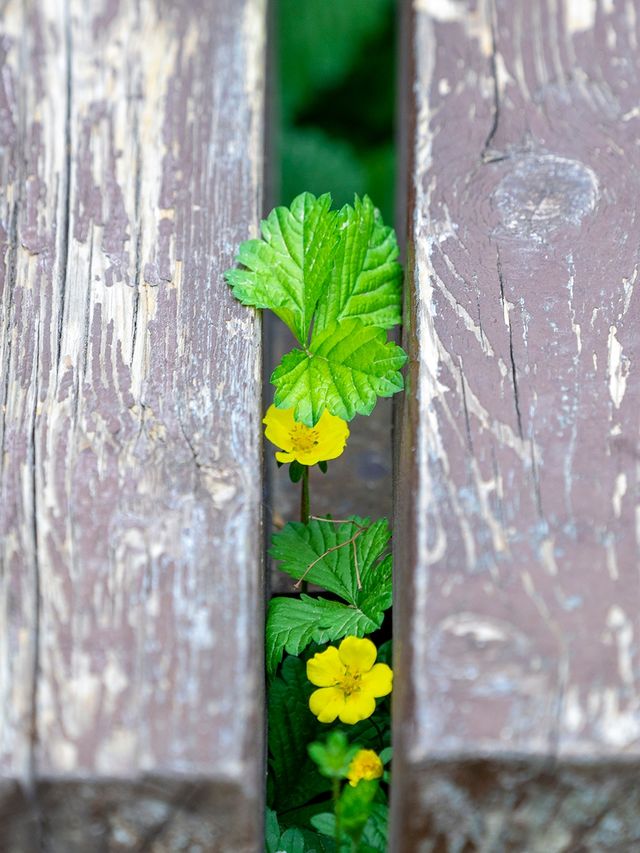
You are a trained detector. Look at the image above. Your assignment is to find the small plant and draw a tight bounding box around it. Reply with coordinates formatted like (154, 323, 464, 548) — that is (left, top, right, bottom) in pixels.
(226, 191, 405, 851)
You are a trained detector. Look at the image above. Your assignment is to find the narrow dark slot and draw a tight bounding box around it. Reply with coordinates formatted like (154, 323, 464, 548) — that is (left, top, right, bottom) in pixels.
(263, 2, 399, 849)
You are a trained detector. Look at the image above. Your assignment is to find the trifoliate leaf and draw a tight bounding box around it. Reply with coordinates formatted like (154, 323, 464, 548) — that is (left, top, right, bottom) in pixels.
(314, 195, 402, 334)
(268, 657, 330, 812)
(271, 318, 406, 426)
(224, 192, 339, 343)
(266, 595, 381, 674)
(271, 516, 392, 604)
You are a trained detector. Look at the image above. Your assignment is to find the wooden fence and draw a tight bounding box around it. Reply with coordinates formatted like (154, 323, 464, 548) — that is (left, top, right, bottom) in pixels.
(393, 0, 640, 849)
(2, 0, 639, 850)
(0, 1, 265, 849)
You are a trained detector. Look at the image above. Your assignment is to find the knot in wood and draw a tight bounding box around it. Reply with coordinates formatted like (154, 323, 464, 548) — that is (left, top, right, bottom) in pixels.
(493, 154, 598, 240)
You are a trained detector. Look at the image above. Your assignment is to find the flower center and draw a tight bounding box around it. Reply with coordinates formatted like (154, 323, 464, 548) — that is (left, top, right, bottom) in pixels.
(338, 668, 361, 696)
(288, 423, 320, 454)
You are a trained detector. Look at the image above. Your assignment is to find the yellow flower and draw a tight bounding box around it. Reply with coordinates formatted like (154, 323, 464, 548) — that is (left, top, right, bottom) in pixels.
(263, 404, 349, 466)
(307, 636, 393, 725)
(347, 749, 384, 786)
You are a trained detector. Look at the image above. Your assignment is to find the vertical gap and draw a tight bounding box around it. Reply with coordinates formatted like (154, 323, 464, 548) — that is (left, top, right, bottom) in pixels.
(264, 0, 398, 845)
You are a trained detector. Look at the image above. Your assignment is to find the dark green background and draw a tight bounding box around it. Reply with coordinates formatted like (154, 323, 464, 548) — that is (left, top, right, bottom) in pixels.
(277, 0, 397, 223)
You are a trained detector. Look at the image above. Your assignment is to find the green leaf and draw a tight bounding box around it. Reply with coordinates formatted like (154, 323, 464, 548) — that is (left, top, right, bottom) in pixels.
(378, 747, 393, 766)
(308, 731, 361, 780)
(268, 657, 330, 812)
(266, 595, 381, 674)
(265, 808, 282, 853)
(225, 192, 339, 343)
(289, 459, 305, 483)
(360, 804, 389, 852)
(314, 196, 402, 334)
(310, 812, 337, 839)
(266, 517, 392, 671)
(271, 516, 392, 604)
(278, 828, 308, 853)
(271, 318, 406, 426)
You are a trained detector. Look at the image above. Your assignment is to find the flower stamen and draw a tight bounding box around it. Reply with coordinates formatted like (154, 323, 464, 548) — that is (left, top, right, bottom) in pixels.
(288, 422, 320, 453)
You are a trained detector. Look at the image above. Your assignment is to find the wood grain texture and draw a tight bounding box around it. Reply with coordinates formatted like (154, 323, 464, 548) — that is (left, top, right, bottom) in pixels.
(0, 0, 266, 849)
(393, 0, 640, 848)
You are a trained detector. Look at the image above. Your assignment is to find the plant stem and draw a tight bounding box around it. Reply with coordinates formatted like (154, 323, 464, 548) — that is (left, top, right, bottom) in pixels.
(300, 465, 310, 593)
(300, 465, 310, 524)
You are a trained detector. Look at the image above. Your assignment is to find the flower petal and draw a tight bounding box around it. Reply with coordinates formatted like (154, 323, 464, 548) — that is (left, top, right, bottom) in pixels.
(309, 687, 345, 723)
(307, 646, 344, 687)
(263, 405, 295, 452)
(339, 691, 376, 725)
(338, 636, 377, 674)
(347, 749, 383, 786)
(360, 663, 393, 698)
(292, 448, 324, 466)
(275, 450, 294, 463)
(313, 410, 350, 462)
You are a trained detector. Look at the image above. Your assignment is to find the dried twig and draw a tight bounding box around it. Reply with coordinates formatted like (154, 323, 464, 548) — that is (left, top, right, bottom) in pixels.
(352, 538, 362, 590)
(293, 517, 372, 590)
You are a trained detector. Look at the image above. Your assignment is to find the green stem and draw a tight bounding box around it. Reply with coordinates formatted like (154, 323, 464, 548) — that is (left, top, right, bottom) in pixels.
(300, 465, 310, 524)
(332, 776, 342, 849)
(300, 466, 310, 593)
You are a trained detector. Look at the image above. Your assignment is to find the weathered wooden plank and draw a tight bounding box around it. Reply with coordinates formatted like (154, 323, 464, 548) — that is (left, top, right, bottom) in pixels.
(0, 0, 266, 849)
(393, 0, 640, 847)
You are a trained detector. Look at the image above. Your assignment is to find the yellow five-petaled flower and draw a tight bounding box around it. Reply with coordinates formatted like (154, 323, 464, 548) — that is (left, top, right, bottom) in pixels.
(307, 636, 392, 725)
(263, 404, 349, 466)
(347, 749, 384, 787)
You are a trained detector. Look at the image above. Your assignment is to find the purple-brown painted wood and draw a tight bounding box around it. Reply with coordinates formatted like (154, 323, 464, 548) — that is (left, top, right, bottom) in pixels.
(0, 1, 266, 849)
(393, 0, 640, 848)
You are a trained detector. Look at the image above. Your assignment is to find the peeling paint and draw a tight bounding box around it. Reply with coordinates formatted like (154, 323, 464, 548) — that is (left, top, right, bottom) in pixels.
(607, 324, 630, 408)
(566, 0, 597, 34)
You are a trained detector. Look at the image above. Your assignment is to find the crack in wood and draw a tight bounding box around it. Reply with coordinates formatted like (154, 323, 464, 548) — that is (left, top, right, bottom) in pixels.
(496, 246, 524, 440)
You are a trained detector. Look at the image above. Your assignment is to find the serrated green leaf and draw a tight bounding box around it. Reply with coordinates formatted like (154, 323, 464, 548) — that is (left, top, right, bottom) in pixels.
(271, 318, 406, 426)
(270, 516, 392, 604)
(314, 196, 402, 334)
(266, 595, 380, 674)
(266, 517, 392, 671)
(269, 657, 330, 812)
(225, 192, 339, 343)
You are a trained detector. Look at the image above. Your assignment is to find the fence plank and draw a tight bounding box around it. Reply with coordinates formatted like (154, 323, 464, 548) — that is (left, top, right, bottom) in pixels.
(394, 0, 640, 847)
(0, 0, 266, 849)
